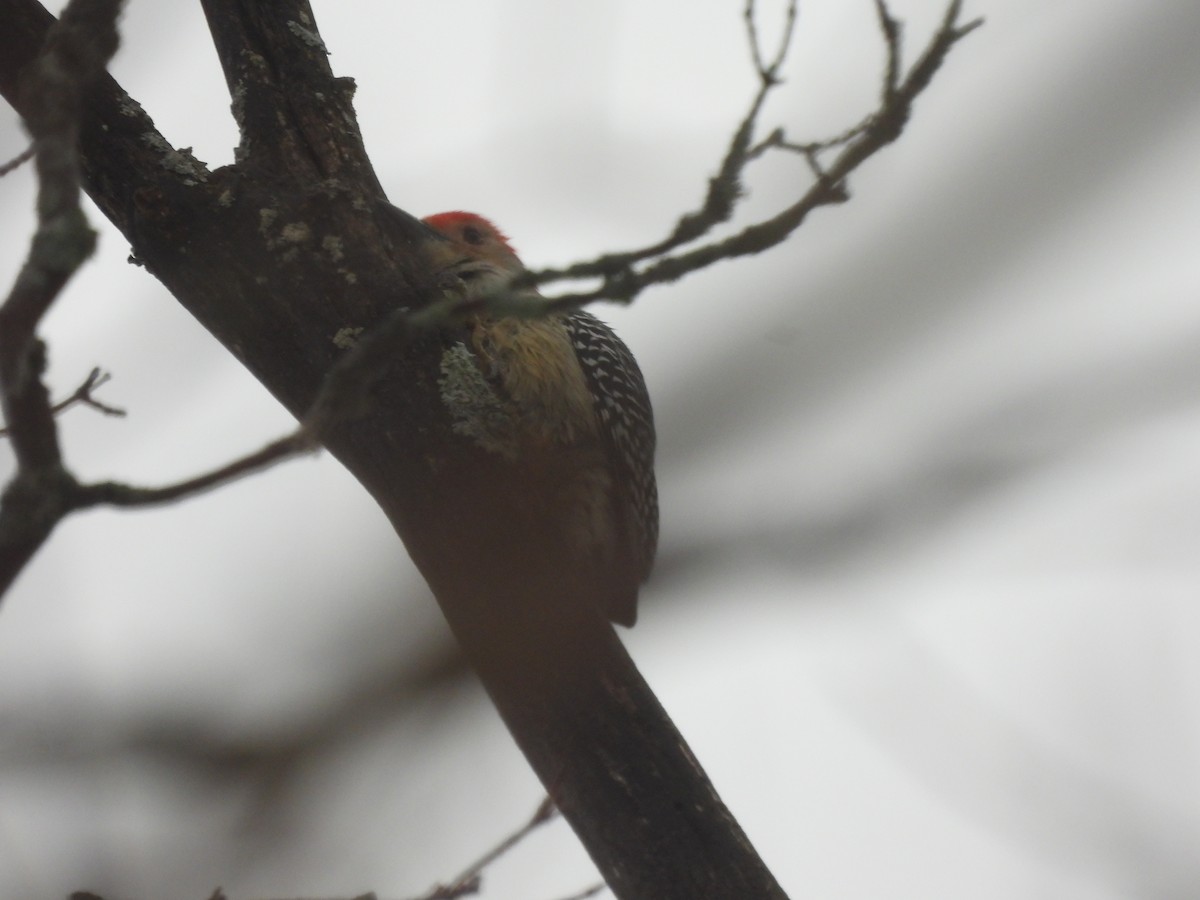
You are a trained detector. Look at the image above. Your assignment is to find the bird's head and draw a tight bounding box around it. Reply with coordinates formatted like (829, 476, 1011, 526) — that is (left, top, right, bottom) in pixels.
(423, 211, 525, 298)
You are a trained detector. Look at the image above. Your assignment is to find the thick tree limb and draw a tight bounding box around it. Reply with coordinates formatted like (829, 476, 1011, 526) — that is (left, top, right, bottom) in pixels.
(199, 0, 381, 192)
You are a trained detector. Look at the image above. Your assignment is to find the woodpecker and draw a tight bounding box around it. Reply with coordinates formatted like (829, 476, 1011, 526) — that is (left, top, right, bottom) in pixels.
(421, 211, 657, 626)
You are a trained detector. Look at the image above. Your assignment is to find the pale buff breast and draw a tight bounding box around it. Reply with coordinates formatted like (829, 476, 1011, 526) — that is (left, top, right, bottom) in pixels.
(470, 316, 600, 446)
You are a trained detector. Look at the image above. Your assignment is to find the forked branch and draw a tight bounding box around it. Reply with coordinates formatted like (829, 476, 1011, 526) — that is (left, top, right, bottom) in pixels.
(505, 0, 982, 315)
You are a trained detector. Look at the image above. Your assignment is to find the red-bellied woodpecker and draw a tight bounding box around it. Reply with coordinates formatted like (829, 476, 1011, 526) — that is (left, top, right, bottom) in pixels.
(421, 211, 657, 626)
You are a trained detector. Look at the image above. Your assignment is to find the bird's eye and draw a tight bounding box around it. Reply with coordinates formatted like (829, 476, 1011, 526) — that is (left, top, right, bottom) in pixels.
(462, 225, 485, 246)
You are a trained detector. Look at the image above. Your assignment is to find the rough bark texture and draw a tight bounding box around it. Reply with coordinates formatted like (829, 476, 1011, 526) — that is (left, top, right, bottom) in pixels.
(0, 1, 788, 896)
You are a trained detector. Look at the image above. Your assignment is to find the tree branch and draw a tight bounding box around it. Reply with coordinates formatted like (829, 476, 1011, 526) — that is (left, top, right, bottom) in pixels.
(0, 366, 124, 437)
(0, 142, 34, 177)
(744, 0, 798, 85)
(0, 0, 123, 594)
(199, 0, 383, 191)
(61, 287, 454, 513)
(418, 797, 560, 900)
(503, 0, 983, 317)
(72, 430, 311, 508)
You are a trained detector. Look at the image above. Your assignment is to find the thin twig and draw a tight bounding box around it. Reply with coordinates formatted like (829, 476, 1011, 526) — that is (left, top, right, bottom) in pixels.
(27, 284, 463, 516)
(0, 367, 124, 436)
(873, 0, 903, 98)
(744, 0, 799, 83)
(417, 797, 559, 900)
(743, 0, 770, 79)
(72, 430, 313, 509)
(55, 292, 455, 512)
(515, 0, 800, 295)
(551, 884, 607, 900)
(508, 0, 981, 318)
(61, 367, 124, 417)
(0, 144, 35, 178)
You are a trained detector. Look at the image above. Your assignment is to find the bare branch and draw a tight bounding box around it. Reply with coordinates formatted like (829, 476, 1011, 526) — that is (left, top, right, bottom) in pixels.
(513, 1, 797, 295)
(0, 143, 35, 177)
(0, 0, 125, 598)
(57, 290, 455, 513)
(743, 0, 771, 79)
(56, 366, 124, 417)
(417, 797, 560, 900)
(71, 431, 314, 509)
(0, 0, 345, 591)
(52, 283, 466, 513)
(508, 1, 981, 320)
(553, 885, 607, 900)
(0, 0, 121, 468)
(0, 246, 455, 571)
(873, 0, 903, 98)
(63, 366, 125, 417)
(0, 366, 124, 437)
(744, 0, 800, 84)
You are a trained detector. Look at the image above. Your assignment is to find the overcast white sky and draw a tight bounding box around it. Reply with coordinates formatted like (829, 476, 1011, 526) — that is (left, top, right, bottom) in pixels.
(3, 2, 1200, 898)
